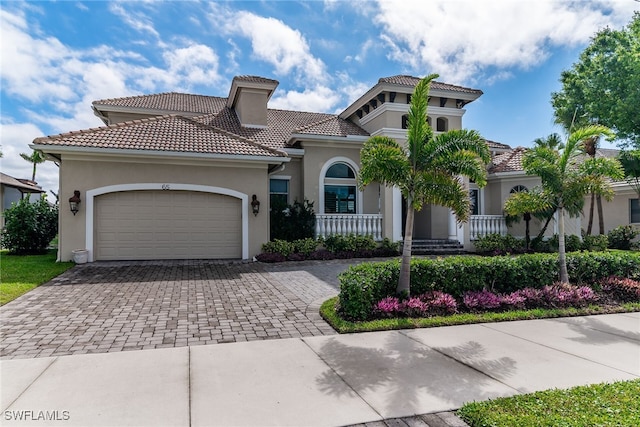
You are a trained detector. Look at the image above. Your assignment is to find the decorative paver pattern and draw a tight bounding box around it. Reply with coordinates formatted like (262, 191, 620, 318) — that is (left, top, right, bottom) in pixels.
(0, 259, 361, 360)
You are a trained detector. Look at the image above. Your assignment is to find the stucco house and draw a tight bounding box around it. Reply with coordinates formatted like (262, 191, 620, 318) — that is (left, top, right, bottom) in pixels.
(1, 173, 45, 227)
(31, 75, 635, 262)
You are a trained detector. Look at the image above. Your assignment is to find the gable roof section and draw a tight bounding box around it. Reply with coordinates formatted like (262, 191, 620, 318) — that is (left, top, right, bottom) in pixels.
(93, 92, 227, 115)
(0, 173, 44, 193)
(194, 108, 368, 149)
(378, 75, 483, 95)
(489, 146, 528, 173)
(32, 115, 285, 159)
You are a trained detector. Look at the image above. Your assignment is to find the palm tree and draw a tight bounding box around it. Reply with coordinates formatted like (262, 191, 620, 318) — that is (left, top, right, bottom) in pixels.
(533, 133, 564, 150)
(358, 74, 490, 296)
(503, 187, 551, 251)
(582, 136, 606, 235)
(19, 150, 46, 182)
(522, 125, 622, 283)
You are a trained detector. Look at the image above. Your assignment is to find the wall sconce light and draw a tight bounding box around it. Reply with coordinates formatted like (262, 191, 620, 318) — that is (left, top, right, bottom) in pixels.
(69, 190, 81, 216)
(251, 194, 260, 216)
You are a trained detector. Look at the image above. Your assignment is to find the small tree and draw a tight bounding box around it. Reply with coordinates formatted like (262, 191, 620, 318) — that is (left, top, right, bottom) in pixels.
(522, 125, 623, 283)
(269, 199, 316, 241)
(1, 196, 58, 254)
(359, 74, 490, 296)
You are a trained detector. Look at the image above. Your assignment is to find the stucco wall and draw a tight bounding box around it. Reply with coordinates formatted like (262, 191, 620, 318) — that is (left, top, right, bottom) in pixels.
(57, 155, 270, 262)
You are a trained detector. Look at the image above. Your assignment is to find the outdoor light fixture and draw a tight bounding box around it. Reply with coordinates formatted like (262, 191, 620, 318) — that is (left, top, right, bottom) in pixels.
(251, 194, 260, 216)
(69, 190, 81, 216)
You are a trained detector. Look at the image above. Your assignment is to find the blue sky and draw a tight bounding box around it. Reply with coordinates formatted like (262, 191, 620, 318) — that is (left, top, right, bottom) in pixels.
(1, 0, 638, 195)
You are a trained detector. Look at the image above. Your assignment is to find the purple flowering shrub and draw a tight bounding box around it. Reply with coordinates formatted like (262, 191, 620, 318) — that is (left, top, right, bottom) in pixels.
(540, 283, 598, 308)
(463, 290, 502, 312)
(598, 276, 640, 302)
(372, 291, 458, 318)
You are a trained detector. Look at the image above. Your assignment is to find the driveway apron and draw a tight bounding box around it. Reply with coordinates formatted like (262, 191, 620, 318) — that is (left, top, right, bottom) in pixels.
(0, 259, 360, 360)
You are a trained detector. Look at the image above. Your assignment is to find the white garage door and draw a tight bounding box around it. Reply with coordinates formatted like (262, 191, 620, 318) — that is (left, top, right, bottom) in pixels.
(95, 190, 242, 260)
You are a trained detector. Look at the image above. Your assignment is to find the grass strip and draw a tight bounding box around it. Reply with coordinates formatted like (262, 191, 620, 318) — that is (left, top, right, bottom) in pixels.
(457, 379, 640, 427)
(320, 296, 640, 333)
(0, 250, 75, 305)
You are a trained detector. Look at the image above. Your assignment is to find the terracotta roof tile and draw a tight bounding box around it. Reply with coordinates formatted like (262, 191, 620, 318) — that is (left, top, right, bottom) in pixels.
(33, 115, 284, 158)
(378, 75, 483, 95)
(194, 108, 368, 149)
(489, 146, 528, 173)
(93, 92, 227, 115)
(232, 75, 279, 85)
(485, 139, 512, 150)
(0, 173, 44, 192)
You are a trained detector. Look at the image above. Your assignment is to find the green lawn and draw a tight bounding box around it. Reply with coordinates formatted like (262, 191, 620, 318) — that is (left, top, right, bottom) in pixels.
(458, 379, 640, 426)
(0, 250, 74, 305)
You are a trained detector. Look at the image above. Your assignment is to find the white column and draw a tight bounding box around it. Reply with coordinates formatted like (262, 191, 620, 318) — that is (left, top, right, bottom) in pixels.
(393, 187, 402, 242)
(448, 209, 458, 240)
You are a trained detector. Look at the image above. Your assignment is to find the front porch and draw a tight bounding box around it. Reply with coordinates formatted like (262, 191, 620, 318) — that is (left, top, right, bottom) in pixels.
(314, 213, 507, 245)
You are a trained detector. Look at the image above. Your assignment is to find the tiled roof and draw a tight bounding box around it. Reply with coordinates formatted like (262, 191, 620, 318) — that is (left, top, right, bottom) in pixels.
(93, 92, 227, 115)
(378, 75, 483, 95)
(232, 75, 279, 85)
(0, 173, 44, 192)
(33, 115, 284, 158)
(194, 108, 369, 149)
(489, 146, 528, 173)
(485, 139, 512, 150)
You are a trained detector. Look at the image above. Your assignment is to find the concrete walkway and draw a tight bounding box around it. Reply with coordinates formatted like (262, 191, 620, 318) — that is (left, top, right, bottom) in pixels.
(2, 312, 638, 426)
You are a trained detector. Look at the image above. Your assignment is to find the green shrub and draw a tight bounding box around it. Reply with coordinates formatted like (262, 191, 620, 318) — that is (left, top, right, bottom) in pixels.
(292, 238, 318, 256)
(1, 197, 58, 255)
(323, 234, 377, 253)
(581, 234, 609, 251)
(338, 251, 640, 320)
(261, 239, 295, 257)
(270, 199, 316, 241)
(608, 225, 638, 250)
(378, 238, 400, 255)
(547, 234, 583, 252)
(473, 233, 525, 254)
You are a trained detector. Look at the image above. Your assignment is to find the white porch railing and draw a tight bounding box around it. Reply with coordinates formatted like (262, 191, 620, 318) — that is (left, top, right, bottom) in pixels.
(316, 214, 383, 241)
(470, 215, 508, 240)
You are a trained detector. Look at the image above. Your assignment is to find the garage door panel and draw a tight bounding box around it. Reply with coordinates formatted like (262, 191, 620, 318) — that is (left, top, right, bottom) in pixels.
(95, 190, 242, 260)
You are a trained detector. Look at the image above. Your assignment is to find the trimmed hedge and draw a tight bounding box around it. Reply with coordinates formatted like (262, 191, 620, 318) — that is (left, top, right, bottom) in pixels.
(338, 251, 640, 320)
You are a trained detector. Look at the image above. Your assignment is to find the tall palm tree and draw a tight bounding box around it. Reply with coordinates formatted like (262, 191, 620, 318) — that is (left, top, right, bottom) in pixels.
(533, 133, 565, 150)
(582, 136, 606, 235)
(19, 150, 46, 182)
(522, 125, 622, 283)
(358, 74, 490, 296)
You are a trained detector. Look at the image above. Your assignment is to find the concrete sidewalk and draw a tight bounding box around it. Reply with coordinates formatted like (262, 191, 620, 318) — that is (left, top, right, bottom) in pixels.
(2, 312, 639, 427)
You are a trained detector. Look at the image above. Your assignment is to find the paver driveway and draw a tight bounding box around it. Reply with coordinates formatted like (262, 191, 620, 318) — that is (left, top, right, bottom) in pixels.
(0, 259, 366, 360)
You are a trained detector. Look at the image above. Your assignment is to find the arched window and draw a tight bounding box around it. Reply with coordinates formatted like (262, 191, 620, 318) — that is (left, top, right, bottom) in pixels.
(324, 162, 357, 214)
(436, 117, 448, 132)
(510, 185, 528, 194)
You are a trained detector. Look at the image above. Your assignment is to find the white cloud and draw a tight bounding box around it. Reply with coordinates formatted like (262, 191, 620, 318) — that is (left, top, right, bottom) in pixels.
(270, 85, 341, 113)
(369, 0, 638, 84)
(108, 2, 160, 39)
(210, 6, 328, 85)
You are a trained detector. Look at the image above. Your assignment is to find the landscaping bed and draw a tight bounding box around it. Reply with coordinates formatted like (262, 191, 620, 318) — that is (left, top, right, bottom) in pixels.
(321, 251, 640, 332)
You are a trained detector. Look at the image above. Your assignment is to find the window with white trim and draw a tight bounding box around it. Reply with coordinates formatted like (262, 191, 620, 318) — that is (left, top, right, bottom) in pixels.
(324, 163, 357, 214)
(270, 179, 289, 208)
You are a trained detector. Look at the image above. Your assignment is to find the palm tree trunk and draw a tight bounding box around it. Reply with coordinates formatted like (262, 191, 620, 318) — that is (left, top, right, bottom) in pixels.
(398, 199, 414, 296)
(558, 206, 569, 284)
(524, 212, 531, 251)
(596, 194, 605, 235)
(535, 213, 554, 241)
(586, 193, 595, 236)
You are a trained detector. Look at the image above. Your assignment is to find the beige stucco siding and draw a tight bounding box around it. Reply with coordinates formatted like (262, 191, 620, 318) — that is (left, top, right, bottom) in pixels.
(57, 154, 270, 262)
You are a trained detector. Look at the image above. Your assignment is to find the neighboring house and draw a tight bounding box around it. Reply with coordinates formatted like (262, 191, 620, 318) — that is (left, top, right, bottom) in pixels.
(31, 75, 635, 262)
(0, 173, 44, 227)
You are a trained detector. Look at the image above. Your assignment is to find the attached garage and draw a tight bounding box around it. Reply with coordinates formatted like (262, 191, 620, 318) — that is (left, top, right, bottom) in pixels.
(94, 190, 242, 260)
